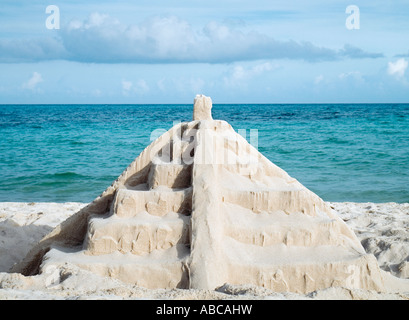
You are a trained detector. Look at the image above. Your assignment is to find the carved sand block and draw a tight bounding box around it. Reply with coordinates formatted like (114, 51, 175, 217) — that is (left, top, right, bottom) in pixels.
(193, 94, 213, 121)
(148, 162, 192, 189)
(84, 212, 190, 255)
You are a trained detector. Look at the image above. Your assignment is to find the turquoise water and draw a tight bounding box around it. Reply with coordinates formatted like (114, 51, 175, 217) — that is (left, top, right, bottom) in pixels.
(0, 104, 408, 203)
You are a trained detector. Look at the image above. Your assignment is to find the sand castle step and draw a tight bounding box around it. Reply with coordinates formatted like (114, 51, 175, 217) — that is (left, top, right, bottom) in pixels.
(41, 244, 190, 289)
(222, 203, 358, 248)
(84, 212, 191, 255)
(222, 188, 327, 216)
(12, 95, 387, 294)
(113, 187, 192, 218)
(224, 238, 384, 292)
(148, 162, 192, 189)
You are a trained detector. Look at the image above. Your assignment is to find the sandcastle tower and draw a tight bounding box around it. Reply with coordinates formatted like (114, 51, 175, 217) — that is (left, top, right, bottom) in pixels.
(12, 95, 385, 293)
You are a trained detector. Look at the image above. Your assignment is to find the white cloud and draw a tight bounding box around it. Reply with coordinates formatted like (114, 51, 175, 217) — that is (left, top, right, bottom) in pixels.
(0, 37, 67, 63)
(224, 61, 277, 86)
(122, 79, 149, 95)
(0, 12, 384, 64)
(388, 58, 408, 77)
(92, 89, 102, 97)
(22, 72, 43, 90)
(157, 78, 166, 91)
(68, 13, 114, 30)
(122, 80, 133, 92)
(54, 13, 383, 64)
(314, 74, 324, 84)
(229, 66, 246, 82)
(252, 62, 275, 74)
(135, 80, 149, 94)
(338, 71, 363, 80)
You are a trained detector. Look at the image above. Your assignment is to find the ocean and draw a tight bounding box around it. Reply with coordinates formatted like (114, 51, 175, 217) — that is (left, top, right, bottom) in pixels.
(0, 104, 408, 203)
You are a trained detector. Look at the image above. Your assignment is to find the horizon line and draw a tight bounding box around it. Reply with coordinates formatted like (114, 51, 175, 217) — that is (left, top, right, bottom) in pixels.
(1, 102, 409, 106)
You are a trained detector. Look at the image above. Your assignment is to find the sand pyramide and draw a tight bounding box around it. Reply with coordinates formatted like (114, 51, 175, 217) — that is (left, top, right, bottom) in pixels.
(12, 95, 385, 293)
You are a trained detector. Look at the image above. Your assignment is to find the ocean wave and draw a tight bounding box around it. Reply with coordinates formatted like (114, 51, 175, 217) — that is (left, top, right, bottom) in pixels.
(325, 136, 351, 144)
(69, 141, 88, 146)
(51, 172, 88, 179)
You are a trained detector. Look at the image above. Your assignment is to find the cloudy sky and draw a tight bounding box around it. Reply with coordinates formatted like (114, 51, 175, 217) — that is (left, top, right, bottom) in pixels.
(0, 0, 408, 104)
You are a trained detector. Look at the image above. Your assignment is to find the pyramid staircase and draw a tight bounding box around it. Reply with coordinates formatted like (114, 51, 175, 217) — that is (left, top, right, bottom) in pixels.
(11, 95, 385, 293)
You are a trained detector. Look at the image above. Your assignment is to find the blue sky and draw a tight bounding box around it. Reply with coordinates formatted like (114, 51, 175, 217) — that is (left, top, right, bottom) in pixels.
(0, 0, 408, 103)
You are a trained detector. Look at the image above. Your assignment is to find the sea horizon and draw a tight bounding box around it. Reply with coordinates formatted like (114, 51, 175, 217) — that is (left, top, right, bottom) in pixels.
(1, 102, 408, 106)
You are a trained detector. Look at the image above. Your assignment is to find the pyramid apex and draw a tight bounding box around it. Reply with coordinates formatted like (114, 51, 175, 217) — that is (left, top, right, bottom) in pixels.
(193, 94, 213, 121)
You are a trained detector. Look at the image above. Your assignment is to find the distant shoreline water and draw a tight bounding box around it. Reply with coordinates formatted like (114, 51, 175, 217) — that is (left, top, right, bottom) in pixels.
(0, 103, 408, 203)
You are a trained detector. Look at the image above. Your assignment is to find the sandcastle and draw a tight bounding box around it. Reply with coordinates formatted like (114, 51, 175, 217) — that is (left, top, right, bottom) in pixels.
(11, 95, 385, 293)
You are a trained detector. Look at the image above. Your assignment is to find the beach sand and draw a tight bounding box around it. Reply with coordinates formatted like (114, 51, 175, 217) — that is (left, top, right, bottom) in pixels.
(0, 201, 408, 300)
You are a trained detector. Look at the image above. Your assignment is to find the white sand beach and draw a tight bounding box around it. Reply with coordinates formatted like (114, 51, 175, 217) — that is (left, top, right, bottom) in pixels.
(0, 201, 408, 300)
